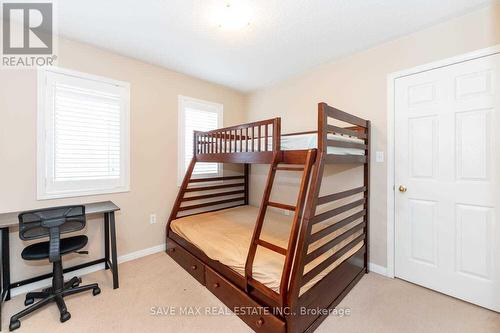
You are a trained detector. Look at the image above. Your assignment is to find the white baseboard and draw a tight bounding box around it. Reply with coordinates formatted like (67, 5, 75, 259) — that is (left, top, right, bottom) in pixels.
(117, 243, 166, 263)
(369, 262, 388, 276)
(11, 243, 166, 297)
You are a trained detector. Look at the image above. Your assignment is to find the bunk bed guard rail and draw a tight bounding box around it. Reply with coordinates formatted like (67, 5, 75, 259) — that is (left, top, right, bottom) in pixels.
(193, 118, 281, 164)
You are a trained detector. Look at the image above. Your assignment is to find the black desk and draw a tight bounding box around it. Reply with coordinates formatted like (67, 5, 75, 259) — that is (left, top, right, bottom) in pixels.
(0, 201, 120, 330)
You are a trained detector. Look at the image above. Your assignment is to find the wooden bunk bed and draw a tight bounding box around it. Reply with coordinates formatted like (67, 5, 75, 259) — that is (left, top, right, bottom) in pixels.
(166, 102, 370, 333)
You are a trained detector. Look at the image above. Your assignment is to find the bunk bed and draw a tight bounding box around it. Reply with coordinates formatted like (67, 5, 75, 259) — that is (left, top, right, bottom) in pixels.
(166, 102, 370, 333)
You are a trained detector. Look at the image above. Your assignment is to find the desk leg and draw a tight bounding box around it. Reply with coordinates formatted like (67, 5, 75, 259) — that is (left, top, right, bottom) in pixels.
(2, 228, 10, 301)
(109, 212, 119, 289)
(0, 228, 10, 331)
(104, 213, 110, 270)
(1, 227, 10, 331)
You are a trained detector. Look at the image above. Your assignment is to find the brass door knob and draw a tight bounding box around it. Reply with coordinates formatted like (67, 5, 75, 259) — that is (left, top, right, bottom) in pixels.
(399, 185, 407, 193)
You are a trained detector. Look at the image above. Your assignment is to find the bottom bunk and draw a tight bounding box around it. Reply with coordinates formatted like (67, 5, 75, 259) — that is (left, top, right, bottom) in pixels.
(170, 205, 364, 295)
(166, 204, 367, 333)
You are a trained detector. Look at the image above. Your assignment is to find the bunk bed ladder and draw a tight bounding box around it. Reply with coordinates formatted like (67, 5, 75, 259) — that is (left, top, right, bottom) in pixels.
(245, 149, 316, 304)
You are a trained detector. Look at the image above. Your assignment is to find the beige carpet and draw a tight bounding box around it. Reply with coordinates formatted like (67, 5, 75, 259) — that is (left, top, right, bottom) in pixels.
(2, 252, 499, 333)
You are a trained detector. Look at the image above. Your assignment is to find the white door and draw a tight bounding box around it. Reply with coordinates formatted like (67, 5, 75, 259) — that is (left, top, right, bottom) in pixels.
(395, 53, 500, 311)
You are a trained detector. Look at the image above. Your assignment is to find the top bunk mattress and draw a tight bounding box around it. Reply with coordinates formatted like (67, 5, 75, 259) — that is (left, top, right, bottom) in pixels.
(170, 205, 364, 295)
(281, 133, 364, 155)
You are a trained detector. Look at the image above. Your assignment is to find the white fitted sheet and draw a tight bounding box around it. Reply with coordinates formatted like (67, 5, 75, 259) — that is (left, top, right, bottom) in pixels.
(281, 133, 364, 155)
(171, 206, 364, 295)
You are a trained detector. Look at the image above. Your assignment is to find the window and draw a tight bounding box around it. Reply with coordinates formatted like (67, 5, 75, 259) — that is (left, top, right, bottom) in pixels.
(37, 67, 130, 199)
(178, 96, 223, 184)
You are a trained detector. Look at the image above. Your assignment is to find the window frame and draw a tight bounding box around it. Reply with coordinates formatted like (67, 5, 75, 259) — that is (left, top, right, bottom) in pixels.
(37, 66, 131, 200)
(178, 95, 223, 185)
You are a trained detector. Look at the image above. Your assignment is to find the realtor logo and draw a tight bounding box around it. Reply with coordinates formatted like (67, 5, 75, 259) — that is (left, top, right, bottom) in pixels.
(2, 2, 56, 67)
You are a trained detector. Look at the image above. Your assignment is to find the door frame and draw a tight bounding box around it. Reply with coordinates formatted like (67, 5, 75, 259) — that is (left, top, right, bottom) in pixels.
(386, 44, 500, 278)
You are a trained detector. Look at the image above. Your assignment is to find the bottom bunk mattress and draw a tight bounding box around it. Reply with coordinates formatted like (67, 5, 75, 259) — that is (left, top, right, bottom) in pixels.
(170, 205, 364, 295)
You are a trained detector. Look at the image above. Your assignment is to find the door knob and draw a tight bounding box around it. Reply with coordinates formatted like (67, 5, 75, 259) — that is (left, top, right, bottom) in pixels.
(398, 185, 407, 193)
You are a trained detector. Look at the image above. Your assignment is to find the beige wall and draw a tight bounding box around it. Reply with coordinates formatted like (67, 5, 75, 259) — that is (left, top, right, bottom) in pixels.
(246, 4, 500, 268)
(0, 38, 246, 281)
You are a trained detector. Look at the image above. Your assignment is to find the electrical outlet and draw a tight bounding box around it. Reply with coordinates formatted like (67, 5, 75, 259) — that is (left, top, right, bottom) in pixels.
(149, 214, 157, 224)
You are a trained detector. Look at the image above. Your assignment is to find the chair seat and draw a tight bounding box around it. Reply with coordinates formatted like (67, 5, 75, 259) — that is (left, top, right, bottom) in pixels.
(22, 235, 88, 260)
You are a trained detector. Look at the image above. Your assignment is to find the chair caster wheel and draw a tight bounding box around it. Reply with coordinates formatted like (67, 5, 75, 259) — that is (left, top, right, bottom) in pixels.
(72, 277, 82, 288)
(92, 287, 101, 296)
(60, 311, 71, 323)
(9, 320, 21, 331)
(24, 298, 34, 306)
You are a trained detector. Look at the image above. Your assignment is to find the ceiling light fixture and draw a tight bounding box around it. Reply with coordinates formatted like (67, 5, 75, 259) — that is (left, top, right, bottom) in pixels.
(214, 2, 252, 31)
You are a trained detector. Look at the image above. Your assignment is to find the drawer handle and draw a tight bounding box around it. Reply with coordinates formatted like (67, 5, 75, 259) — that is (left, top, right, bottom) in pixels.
(256, 318, 264, 328)
(191, 265, 197, 270)
(213, 282, 220, 289)
(170, 247, 176, 253)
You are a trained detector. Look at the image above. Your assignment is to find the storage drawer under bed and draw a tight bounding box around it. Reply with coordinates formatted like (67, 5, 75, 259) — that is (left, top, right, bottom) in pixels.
(167, 240, 206, 285)
(205, 266, 286, 333)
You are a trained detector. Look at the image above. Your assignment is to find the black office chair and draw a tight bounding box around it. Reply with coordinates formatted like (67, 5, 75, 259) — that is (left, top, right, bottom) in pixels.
(9, 205, 101, 331)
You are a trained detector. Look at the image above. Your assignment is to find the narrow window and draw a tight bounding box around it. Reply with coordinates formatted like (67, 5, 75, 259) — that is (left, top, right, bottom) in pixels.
(178, 96, 223, 184)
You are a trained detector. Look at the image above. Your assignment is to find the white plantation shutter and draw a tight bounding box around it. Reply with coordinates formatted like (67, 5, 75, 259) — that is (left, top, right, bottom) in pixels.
(38, 68, 130, 199)
(54, 84, 121, 181)
(179, 96, 223, 183)
(184, 107, 219, 174)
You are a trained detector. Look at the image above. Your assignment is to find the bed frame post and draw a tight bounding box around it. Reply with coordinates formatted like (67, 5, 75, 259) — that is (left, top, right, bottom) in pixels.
(364, 121, 371, 273)
(273, 118, 281, 152)
(317, 102, 328, 154)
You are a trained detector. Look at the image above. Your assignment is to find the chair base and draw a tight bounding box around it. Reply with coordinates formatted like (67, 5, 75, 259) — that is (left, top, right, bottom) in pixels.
(9, 276, 100, 331)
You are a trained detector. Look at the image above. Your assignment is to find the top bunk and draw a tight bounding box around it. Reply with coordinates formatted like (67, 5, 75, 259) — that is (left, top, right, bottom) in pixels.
(193, 102, 370, 165)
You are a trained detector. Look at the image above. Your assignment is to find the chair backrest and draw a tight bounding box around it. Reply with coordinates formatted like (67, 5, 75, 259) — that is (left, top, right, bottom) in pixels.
(18, 205, 86, 241)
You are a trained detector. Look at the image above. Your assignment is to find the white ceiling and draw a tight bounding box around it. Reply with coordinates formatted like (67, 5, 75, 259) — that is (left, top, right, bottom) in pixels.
(57, 0, 493, 92)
